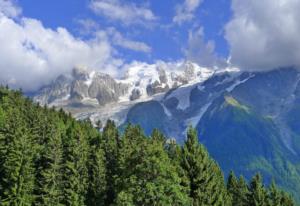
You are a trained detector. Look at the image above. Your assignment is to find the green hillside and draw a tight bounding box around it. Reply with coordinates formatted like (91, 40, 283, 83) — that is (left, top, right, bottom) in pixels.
(198, 95, 300, 203)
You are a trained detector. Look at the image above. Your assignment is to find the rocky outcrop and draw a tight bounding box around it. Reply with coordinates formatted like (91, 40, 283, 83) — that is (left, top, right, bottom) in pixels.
(146, 81, 169, 96)
(130, 89, 142, 101)
(33, 61, 213, 107)
(34, 74, 72, 105)
(34, 67, 129, 106)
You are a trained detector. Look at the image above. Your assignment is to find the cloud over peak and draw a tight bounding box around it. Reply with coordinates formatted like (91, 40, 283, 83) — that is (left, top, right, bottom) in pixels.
(0, 0, 156, 92)
(226, 0, 300, 70)
(184, 27, 226, 68)
(0, 9, 120, 91)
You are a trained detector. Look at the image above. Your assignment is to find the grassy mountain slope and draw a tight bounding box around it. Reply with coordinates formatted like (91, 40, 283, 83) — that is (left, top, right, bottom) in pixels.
(197, 95, 300, 202)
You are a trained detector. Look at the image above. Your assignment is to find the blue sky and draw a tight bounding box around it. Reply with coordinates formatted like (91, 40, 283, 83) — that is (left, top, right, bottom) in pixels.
(19, 0, 231, 63)
(1, 0, 300, 91)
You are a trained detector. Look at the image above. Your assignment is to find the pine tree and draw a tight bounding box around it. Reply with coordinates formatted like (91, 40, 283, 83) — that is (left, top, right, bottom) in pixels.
(227, 172, 249, 206)
(279, 191, 295, 206)
(0, 87, 297, 206)
(116, 125, 190, 205)
(95, 120, 103, 131)
(181, 126, 229, 206)
(0, 105, 7, 199)
(151, 128, 166, 144)
(35, 118, 64, 206)
(227, 171, 238, 203)
(268, 181, 281, 206)
(1, 115, 36, 205)
(115, 191, 134, 206)
(166, 138, 190, 196)
(247, 173, 268, 206)
(87, 144, 107, 206)
(102, 120, 120, 205)
(237, 176, 249, 206)
(61, 121, 89, 206)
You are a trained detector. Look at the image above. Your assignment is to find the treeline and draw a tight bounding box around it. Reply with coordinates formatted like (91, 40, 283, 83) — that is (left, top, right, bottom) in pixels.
(0, 87, 295, 206)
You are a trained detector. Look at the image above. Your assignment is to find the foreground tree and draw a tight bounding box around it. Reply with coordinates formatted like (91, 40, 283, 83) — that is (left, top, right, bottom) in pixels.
(181, 126, 229, 206)
(62, 121, 89, 206)
(101, 120, 120, 205)
(86, 144, 106, 206)
(0, 87, 296, 206)
(1, 113, 36, 205)
(267, 180, 295, 206)
(116, 125, 190, 205)
(247, 173, 268, 206)
(227, 172, 249, 206)
(35, 119, 64, 206)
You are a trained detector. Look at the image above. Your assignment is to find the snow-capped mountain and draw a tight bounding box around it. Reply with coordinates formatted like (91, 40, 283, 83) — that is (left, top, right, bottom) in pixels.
(34, 61, 214, 107)
(33, 61, 217, 124)
(114, 67, 300, 201)
(33, 64, 300, 200)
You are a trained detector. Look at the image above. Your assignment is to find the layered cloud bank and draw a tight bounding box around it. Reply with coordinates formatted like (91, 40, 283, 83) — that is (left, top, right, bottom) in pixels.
(226, 0, 300, 70)
(0, 0, 154, 91)
(0, 14, 121, 91)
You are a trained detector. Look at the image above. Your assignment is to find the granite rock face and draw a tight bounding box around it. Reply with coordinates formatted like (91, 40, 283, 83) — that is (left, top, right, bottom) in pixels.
(34, 67, 129, 106)
(33, 61, 212, 107)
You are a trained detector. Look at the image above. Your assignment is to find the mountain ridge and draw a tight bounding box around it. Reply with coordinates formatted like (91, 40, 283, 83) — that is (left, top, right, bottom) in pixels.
(32, 64, 300, 201)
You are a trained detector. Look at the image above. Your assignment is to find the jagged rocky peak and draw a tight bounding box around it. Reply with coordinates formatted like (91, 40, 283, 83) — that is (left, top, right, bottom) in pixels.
(33, 61, 215, 108)
(157, 66, 167, 81)
(72, 66, 90, 80)
(183, 61, 196, 80)
(34, 66, 129, 106)
(88, 73, 129, 105)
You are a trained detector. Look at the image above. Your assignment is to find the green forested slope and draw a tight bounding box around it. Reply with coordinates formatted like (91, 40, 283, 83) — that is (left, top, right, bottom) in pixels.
(198, 95, 300, 204)
(0, 87, 295, 205)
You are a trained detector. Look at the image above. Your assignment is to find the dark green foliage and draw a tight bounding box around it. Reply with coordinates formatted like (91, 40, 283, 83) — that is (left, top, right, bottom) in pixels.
(248, 173, 268, 206)
(62, 121, 90, 206)
(150, 128, 166, 144)
(267, 181, 295, 206)
(0, 89, 36, 206)
(116, 125, 190, 205)
(0, 87, 296, 206)
(227, 171, 249, 206)
(87, 145, 106, 206)
(102, 120, 119, 205)
(36, 120, 64, 206)
(181, 126, 230, 206)
(227, 173, 296, 206)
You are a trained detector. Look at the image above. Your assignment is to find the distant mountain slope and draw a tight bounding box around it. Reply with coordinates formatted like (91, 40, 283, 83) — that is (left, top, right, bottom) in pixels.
(120, 68, 300, 201)
(34, 61, 213, 107)
(32, 65, 300, 201)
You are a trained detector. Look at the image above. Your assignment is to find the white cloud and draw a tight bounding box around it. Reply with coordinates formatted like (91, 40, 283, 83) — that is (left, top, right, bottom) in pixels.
(76, 18, 100, 35)
(89, 0, 157, 26)
(184, 27, 225, 68)
(0, 11, 121, 91)
(76, 22, 152, 53)
(225, 0, 300, 70)
(173, 0, 203, 24)
(107, 28, 152, 53)
(0, 0, 21, 18)
(0, 1, 154, 92)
